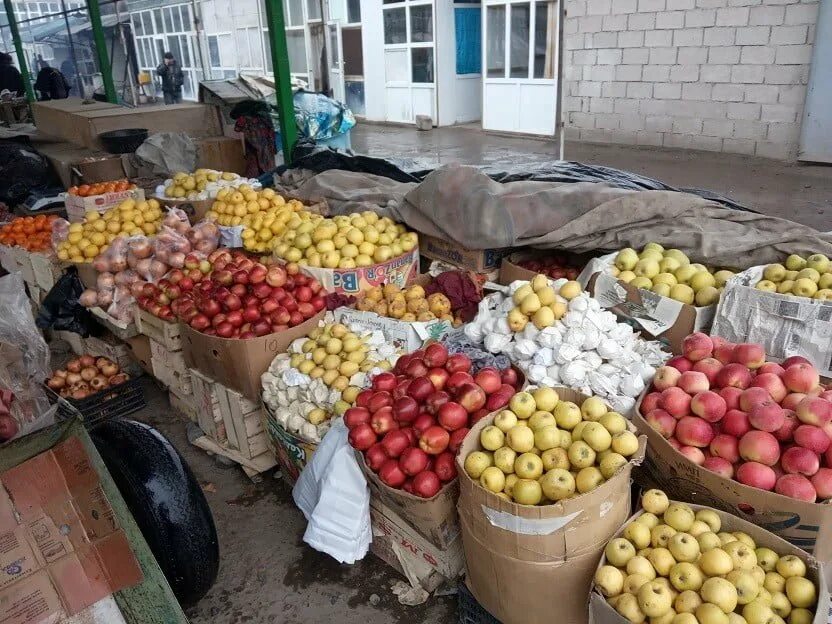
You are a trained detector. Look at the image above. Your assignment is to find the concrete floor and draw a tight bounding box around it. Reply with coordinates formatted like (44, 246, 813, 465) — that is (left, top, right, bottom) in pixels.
(129, 126, 830, 624)
(350, 123, 831, 231)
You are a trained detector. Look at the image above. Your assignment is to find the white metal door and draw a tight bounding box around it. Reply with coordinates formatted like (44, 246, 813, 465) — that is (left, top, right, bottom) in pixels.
(798, 0, 832, 163)
(482, 0, 559, 135)
(381, 0, 437, 124)
(326, 21, 345, 103)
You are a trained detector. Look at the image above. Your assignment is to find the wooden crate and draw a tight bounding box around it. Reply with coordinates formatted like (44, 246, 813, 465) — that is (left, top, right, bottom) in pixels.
(190, 368, 226, 445)
(216, 384, 268, 461)
(149, 339, 192, 395)
(135, 309, 182, 351)
(191, 433, 276, 482)
(91, 307, 138, 340)
(30, 252, 63, 292)
(169, 389, 198, 423)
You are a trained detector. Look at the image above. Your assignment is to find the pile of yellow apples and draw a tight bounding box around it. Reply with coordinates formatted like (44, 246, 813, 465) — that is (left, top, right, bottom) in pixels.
(756, 254, 832, 301)
(56, 198, 163, 262)
(272, 211, 418, 270)
(612, 244, 735, 306)
(355, 283, 457, 324)
(206, 186, 305, 236)
(595, 489, 819, 624)
(507, 274, 583, 332)
(162, 169, 239, 200)
(463, 387, 640, 505)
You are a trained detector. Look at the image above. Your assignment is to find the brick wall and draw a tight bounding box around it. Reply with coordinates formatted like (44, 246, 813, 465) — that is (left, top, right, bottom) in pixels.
(563, 0, 819, 159)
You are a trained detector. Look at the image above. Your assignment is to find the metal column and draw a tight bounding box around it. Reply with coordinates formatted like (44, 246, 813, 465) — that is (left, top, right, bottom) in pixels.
(2, 0, 35, 101)
(85, 0, 117, 103)
(262, 0, 298, 163)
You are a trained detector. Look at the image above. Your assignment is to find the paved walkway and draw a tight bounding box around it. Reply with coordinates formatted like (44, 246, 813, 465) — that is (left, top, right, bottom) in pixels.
(351, 123, 831, 231)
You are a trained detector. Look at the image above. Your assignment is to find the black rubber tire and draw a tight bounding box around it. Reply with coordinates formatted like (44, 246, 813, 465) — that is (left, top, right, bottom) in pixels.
(91, 418, 220, 607)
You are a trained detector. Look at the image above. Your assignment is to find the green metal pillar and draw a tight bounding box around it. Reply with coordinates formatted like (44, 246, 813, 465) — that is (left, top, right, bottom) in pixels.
(262, 0, 297, 163)
(3, 0, 35, 101)
(85, 0, 117, 103)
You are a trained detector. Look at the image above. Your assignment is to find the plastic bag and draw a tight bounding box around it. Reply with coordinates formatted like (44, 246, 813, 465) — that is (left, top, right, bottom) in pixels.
(92, 236, 129, 273)
(107, 282, 135, 323)
(186, 220, 220, 255)
(36, 266, 100, 336)
(126, 235, 155, 280)
(0, 273, 57, 442)
(51, 217, 70, 252)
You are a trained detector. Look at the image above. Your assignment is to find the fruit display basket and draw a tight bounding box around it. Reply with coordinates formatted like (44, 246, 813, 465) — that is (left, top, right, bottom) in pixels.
(45, 375, 146, 427)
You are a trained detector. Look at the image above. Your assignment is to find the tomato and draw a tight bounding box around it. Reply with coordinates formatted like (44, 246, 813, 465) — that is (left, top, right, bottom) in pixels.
(77, 184, 90, 197)
(68, 186, 78, 196)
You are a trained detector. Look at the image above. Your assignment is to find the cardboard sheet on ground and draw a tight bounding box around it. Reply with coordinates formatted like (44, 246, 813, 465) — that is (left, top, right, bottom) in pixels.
(282, 164, 832, 268)
(0, 436, 143, 624)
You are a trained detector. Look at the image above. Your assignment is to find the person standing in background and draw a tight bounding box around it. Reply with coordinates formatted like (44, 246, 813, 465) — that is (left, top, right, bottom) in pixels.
(156, 52, 183, 104)
(0, 53, 24, 97)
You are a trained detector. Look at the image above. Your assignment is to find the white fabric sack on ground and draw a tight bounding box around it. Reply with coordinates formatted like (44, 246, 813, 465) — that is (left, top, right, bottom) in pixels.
(293, 420, 371, 564)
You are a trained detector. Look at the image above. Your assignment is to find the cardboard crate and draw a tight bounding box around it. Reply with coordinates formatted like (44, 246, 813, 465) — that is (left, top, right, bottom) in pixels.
(91, 307, 138, 340)
(456, 387, 645, 624)
(369, 498, 464, 593)
(419, 233, 513, 273)
(190, 368, 226, 444)
(333, 307, 452, 352)
(179, 310, 325, 400)
(29, 252, 63, 292)
(586, 254, 716, 355)
(169, 388, 198, 423)
(65, 188, 145, 223)
(295, 248, 420, 296)
(632, 392, 832, 573)
(216, 383, 267, 460)
(589, 503, 830, 624)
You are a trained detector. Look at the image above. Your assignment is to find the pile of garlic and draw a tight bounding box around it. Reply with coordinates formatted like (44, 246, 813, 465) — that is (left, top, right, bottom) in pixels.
(464, 280, 670, 413)
(261, 322, 399, 442)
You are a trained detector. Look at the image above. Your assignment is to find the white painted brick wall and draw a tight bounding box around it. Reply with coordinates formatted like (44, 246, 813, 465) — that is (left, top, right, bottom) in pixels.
(564, 0, 818, 159)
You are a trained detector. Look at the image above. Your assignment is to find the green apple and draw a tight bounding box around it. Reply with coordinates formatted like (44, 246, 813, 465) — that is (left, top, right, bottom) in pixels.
(648, 547, 677, 576)
(792, 278, 817, 298)
(696, 602, 730, 624)
(635, 259, 660, 279)
(806, 253, 830, 273)
(664, 249, 690, 266)
(624, 520, 653, 550)
(642, 489, 670, 514)
(595, 565, 625, 597)
(700, 548, 734, 576)
(464, 451, 493, 478)
(615, 592, 646, 623)
(631, 276, 654, 290)
(785, 576, 816, 609)
(669, 562, 704, 592)
(539, 467, 575, 501)
(669, 532, 701, 563)
(698, 531, 722, 552)
(724, 541, 758, 571)
(797, 267, 821, 282)
(695, 286, 720, 306)
(606, 537, 637, 567)
(763, 264, 787, 282)
(689, 271, 716, 292)
(627, 555, 656, 580)
(728, 570, 760, 605)
(659, 257, 681, 273)
(653, 272, 678, 287)
(652, 283, 671, 297)
(755, 279, 778, 292)
(664, 503, 696, 532)
(785, 254, 807, 271)
(615, 248, 640, 271)
(670, 283, 695, 304)
(701, 577, 739, 613)
(618, 270, 636, 283)
(714, 269, 735, 287)
(637, 580, 674, 618)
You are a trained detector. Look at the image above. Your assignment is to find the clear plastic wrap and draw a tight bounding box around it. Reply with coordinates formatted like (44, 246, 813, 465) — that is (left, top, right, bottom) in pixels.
(0, 272, 55, 442)
(107, 283, 136, 323)
(50, 217, 70, 252)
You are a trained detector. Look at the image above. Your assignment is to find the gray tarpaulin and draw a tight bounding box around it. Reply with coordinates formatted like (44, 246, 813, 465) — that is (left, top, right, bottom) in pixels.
(279, 164, 832, 268)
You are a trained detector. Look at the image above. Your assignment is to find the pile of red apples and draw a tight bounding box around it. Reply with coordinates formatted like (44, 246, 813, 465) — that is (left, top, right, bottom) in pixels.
(642, 332, 832, 502)
(345, 342, 521, 499)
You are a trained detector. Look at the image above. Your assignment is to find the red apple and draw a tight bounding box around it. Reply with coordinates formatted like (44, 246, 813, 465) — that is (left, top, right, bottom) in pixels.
(355, 390, 373, 408)
(381, 429, 411, 459)
(722, 409, 751, 438)
(425, 391, 451, 416)
(370, 406, 398, 435)
(408, 376, 435, 402)
(456, 383, 486, 413)
(412, 470, 441, 498)
(413, 413, 437, 437)
(666, 356, 694, 373)
(426, 367, 450, 391)
(434, 451, 457, 482)
(344, 407, 371, 429)
(393, 396, 420, 424)
(423, 343, 449, 368)
(419, 426, 450, 455)
(445, 353, 472, 374)
(736, 461, 777, 490)
(365, 443, 388, 472)
(438, 402, 469, 431)
(500, 367, 519, 388)
(447, 371, 475, 392)
(405, 358, 429, 378)
(474, 368, 502, 394)
(372, 372, 397, 393)
(781, 446, 820, 476)
(348, 423, 377, 451)
(379, 459, 407, 488)
(775, 473, 817, 502)
(449, 427, 469, 453)
(399, 447, 429, 476)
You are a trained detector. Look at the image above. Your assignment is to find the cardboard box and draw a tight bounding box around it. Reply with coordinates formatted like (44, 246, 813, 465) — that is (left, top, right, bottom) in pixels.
(297, 248, 420, 296)
(90, 307, 138, 341)
(261, 404, 315, 485)
(587, 254, 715, 355)
(632, 393, 832, 570)
(29, 252, 63, 292)
(124, 335, 152, 375)
(197, 136, 246, 175)
(0, 436, 143, 622)
(34, 140, 128, 189)
(32, 99, 120, 143)
(712, 265, 832, 379)
(419, 233, 513, 273)
(333, 307, 451, 352)
(65, 188, 145, 223)
(179, 310, 325, 400)
(189, 368, 226, 444)
(589, 503, 830, 624)
(369, 498, 464, 592)
(456, 387, 645, 624)
(498, 250, 594, 286)
(357, 450, 459, 551)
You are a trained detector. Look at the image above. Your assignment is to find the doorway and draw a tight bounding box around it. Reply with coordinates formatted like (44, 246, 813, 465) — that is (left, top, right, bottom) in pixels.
(482, 0, 559, 135)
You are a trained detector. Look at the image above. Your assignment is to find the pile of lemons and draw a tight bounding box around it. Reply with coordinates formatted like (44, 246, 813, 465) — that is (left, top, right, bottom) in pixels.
(272, 210, 418, 269)
(56, 198, 162, 262)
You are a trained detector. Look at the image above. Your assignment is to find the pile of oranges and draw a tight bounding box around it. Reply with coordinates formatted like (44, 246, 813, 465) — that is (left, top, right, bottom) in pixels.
(67, 180, 136, 197)
(0, 215, 60, 252)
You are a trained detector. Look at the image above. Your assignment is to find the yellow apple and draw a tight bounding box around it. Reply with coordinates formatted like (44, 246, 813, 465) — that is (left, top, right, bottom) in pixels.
(532, 386, 559, 411)
(493, 447, 516, 474)
(464, 451, 492, 479)
(668, 532, 701, 563)
(701, 577, 739, 613)
(506, 425, 535, 453)
(494, 410, 518, 432)
(479, 466, 506, 493)
(541, 447, 570, 471)
(648, 547, 677, 576)
(637, 580, 674, 618)
(669, 562, 704, 592)
(576, 466, 605, 493)
(695, 509, 722, 533)
(627, 555, 656, 580)
(595, 565, 625, 597)
(652, 524, 678, 549)
(514, 452, 544, 479)
(512, 478, 543, 505)
(728, 570, 760, 605)
(785, 576, 816, 609)
(606, 537, 637, 567)
(539, 468, 575, 501)
(641, 489, 670, 515)
(480, 426, 505, 451)
(674, 589, 702, 614)
(509, 392, 536, 418)
(581, 396, 608, 421)
(664, 503, 696, 532)
(554, 401, 582, 429)
(700, 548, 734, 577)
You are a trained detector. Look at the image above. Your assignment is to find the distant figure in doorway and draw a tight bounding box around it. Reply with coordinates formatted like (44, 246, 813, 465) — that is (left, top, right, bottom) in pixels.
(0, 53, 24, 97)
(34, 64, 70, 100)
(156, 52, 184, 104)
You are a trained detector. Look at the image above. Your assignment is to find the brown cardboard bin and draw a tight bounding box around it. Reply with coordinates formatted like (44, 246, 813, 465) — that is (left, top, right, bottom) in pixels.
(587, 271, 715, 355)
(455, 387, 646, 624)
(632, 392, 832, 575)
(179, 310, 324, 400)
(419, 233, 513, 273)
(499, 250, 594, 286)
(589, 503, 830, 624)
(357, 449, 459, 550)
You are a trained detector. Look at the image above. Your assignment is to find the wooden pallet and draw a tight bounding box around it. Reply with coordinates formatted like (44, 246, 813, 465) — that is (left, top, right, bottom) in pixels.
(191, 434, 276, 482)
(216, 384, 268, 461)
(135, 309, 181, 351)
